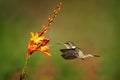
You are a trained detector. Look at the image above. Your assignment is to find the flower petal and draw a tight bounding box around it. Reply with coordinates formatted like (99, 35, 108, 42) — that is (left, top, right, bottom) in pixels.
(43, 52, 51, 56)
(30, 32, 35, 40)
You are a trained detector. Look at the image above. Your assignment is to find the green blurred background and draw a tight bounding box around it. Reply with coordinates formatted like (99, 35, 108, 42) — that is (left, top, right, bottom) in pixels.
(0, 0, 120, 80)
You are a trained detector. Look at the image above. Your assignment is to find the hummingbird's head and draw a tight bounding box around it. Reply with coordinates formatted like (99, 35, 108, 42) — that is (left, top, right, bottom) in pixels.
(64, 41, 76, 49)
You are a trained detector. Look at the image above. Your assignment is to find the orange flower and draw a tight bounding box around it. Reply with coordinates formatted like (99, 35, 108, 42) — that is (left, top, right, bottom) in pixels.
(26, 31, 51, 59)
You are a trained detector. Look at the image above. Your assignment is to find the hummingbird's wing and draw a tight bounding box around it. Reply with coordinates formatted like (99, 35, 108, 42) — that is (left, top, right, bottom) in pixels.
(60, 49, 79, 59)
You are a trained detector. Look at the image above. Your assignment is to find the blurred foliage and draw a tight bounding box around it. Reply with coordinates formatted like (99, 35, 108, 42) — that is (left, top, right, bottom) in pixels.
(0, 0, 120, 80)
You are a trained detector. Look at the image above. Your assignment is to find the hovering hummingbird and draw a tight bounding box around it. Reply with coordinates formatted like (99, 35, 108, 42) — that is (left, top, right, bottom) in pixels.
(60, 41, 100, 60)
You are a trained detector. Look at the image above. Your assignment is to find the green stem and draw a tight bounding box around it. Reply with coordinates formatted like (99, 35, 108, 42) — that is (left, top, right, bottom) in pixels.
(20, 55, 30, 80)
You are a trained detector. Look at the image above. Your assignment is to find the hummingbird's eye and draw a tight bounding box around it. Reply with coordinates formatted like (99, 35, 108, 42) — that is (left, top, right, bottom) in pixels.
(66, 42, 69, 44)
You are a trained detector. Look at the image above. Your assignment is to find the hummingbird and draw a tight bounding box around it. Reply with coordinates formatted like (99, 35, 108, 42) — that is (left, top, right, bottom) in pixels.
(60, 41, 100, 60)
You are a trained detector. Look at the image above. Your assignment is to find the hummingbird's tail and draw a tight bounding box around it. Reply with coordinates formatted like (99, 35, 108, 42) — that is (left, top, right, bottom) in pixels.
(92, 54, 100, 57)
(85, 54, 100, 58)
